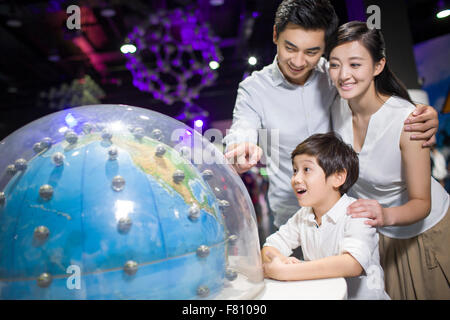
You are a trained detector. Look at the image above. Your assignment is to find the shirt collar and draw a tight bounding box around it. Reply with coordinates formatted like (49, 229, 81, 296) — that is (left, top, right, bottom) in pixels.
(270, 55, 319, 88)
(301, 194, 351, 225)
(323, 194, 351, 224)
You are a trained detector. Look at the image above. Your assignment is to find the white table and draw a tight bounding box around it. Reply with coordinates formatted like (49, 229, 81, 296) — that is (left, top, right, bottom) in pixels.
(257, 277, 347, 300)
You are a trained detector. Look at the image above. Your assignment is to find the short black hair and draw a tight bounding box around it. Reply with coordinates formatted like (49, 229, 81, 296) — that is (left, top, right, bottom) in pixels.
(291, 132, 359, 194)
(274, 0, 339, 51)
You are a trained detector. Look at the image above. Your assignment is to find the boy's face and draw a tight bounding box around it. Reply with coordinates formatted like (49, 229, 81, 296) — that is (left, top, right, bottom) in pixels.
(273, 23, 326, 85)
(291, 154, 341, 208)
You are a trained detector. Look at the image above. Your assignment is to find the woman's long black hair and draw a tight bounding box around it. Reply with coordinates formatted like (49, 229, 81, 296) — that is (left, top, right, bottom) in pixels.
(327, 21, 414, 105)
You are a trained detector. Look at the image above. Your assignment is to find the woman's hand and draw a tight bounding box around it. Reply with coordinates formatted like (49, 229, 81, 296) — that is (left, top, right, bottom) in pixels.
(404, 104, 438, 147)
(346, 199, 390, 227)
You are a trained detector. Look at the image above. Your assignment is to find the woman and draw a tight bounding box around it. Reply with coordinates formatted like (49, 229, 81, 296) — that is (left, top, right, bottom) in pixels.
(328, 21, 449, 299)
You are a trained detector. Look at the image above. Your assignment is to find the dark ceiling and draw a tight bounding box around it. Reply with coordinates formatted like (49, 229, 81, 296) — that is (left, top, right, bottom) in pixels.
(0, 0, 449, 139)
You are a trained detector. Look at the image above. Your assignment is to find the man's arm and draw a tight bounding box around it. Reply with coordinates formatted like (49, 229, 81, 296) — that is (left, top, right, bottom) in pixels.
(404, 104, 439, 147)
(223, 83, 263, 173)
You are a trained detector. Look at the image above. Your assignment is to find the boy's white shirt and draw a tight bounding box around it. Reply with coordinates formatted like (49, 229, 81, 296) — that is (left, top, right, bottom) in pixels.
(264, 194, 390, 300)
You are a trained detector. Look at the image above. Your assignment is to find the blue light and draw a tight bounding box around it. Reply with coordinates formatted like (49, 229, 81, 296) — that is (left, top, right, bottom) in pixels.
(65, 113, 78, 128)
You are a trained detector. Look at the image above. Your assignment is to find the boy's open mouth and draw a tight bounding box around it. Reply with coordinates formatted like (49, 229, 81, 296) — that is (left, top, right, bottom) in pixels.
(296, 188, 307, 195)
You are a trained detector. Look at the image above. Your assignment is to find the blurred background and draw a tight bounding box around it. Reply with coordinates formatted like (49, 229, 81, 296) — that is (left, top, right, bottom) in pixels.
(0, 0, 449, 242)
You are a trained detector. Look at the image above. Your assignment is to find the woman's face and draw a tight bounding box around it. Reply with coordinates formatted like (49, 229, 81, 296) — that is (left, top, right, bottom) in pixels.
(329, 40, 384, 101)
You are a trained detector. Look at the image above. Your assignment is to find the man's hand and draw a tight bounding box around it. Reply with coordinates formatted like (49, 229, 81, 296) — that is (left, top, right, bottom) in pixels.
(224, 142, 263, 174)
(404, 103, 438, 147)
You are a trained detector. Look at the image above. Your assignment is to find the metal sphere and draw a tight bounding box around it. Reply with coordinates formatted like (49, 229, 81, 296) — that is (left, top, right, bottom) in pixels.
(196, 285, 210, 297)
(112, 176, 125, 192)
(151, 129, 163, 141)
(201, 169, 213, 180)
(39, 184, 54, 201)
(37, 273, 52, 288)
(6, 164, 17, 176)
(117, 217, 132, 234)
(108, 147, 118, 161)
(101, 129, 112, 141)
(40, 137, 53, 149)
(0, 192, 5, 206)
(133, 127, 145, 140)
(64, 130, 78, 144)
(172, 170, 185, 184)
(218, 199, 230, 210)
(124, 260, 138, 275)
(196, 245, 210, 258)
(14, 158, 27, 171)
(188, 205, 200, 221)
(33, 142, 44, 154)
(155, 144, 166, 157)
(225, 268, 238, 281)
(33, 226, 50, 241)
(51, 152, 65, 166)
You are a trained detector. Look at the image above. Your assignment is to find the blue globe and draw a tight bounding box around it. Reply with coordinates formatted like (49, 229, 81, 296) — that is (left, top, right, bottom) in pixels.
(0, 105, 260, 300)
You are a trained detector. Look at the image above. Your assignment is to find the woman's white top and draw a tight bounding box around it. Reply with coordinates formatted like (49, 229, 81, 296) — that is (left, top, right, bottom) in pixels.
(332, 96, 449, 239)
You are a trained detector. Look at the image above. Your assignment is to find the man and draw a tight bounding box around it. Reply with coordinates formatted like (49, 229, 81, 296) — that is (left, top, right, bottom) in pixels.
(223, 0, 438, 228)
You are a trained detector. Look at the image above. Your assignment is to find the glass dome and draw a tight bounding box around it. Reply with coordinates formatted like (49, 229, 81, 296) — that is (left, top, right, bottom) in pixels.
(0, 104, 264, 299)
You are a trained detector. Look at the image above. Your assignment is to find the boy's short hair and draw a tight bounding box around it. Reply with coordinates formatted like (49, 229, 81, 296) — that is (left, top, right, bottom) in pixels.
(291, 132, 359, 194)
(274, 0, 339, 49)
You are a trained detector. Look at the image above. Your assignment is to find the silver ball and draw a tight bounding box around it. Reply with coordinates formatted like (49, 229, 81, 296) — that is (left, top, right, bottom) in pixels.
(82, 122, 94, 134)
(51, 152, 65, 166)
(225, 268, 238, 281)
(37, 273, 52, 288)
(118, 217, 132, 234)
(218, 199, 230, 210)
(197, 285, 210, 297)
(151, 129, 163, 141)
(34, 226, 50, 241)
(201, 169, 213, 180)
(108, 147, 118, 160)
(102, 129, 112, 141)
(33, 142, 44, 153)
(179, 146, 191, 158)
(14, 158, 27, 171)
(0, 192, 5, 206)
(196, 245, 210, 258)
(124, 260, 138, 275)
(39, 184, 54, 200)
(64, 130, 78, 144)
(133, 127, 145, 140)
(40, 137, 53, 149)
(188, 205, 200, 221)
(112, 176, 125, 191)
(6, 164, 17, 176)
(155, 144, 166, 157)
(172, 170, 185, 184)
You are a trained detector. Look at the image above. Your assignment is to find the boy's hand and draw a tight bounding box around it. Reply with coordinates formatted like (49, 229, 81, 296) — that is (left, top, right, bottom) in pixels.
(263, 256, 289, 280)
(347, 199, 388, 227)
(404, 104, 438, 147)
(224, 142, 263, 174)
(283, 256, 302, 264)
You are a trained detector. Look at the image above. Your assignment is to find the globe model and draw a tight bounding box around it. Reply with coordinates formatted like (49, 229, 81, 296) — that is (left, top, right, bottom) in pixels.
(0, 105, 264, 300)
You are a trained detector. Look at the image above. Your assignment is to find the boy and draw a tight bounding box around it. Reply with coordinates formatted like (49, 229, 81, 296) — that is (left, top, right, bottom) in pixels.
(262, 132, 390, 300)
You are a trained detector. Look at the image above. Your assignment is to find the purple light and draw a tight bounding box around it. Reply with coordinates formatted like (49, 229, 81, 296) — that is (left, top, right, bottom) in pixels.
(194, 119, 204, 128)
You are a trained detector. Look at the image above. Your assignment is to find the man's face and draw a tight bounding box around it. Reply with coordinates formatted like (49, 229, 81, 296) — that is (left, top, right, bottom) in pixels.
(273, 23, 326, 85)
